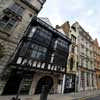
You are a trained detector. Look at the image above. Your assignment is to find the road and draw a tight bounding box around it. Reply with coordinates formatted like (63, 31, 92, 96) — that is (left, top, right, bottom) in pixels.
(75, 95, 100, 100)
(86, 95, 100, 100)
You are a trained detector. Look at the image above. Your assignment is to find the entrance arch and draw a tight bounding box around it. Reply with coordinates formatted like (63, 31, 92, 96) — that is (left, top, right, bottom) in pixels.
(35, 76, 53, 94)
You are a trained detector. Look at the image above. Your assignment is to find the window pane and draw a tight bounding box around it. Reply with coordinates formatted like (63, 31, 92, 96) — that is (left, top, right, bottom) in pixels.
(2, 15, 9, 23)
(10, 18, 17, 25)
(10, 3, 19, 12)
(36, 52, 41, 59)
(34, 45, 39, 50)
(5, 23, 13, 31)
(0, 20, 6, 29)
(28, 27, 36, 37)
(31, 50, 37, 58)
(17, 7, 25, 15)
(32, 27, 52, 46)
(0, 15, 17, 32)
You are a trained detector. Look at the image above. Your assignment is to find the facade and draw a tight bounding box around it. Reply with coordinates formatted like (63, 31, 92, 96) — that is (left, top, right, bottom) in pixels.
(2, 17, 71, 95)
(93, 39, 100, 89)
(56, 22, 79, 93)
(56, 21, 98, 93)
(0, 0, 46, 95)
(40, 17, 52, 26)
(77, 23, 97, 91)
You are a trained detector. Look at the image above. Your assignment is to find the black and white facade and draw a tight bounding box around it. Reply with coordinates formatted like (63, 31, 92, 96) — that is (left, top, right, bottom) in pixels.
(0, 0, 46, 95)
(2, 17, 71, 95)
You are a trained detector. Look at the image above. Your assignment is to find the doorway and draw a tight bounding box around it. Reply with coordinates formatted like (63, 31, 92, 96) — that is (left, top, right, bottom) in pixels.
(2, 70, 23, 95)
(35, 76, 53, 94)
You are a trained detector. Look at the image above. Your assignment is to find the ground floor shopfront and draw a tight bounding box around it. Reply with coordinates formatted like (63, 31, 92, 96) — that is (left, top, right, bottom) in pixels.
(64, 74, 76, 93)
(96, 69, 100, 89)
(78, 67, 97, 91)
(0, 69, 63, 95)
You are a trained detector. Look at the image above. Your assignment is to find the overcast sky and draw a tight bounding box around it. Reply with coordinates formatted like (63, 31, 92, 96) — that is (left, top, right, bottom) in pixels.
(38, 0, 100, 44)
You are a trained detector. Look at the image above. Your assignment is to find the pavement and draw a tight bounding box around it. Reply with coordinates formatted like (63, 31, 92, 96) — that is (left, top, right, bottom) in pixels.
(85, 95, 100, 100)
(0, 90, 100, 100)
(74, 95, 100, 100)
(0, 95, 73, 100)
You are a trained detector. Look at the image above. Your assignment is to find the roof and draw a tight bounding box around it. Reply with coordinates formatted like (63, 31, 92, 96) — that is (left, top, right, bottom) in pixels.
(39, 17, 52, 26)
(31, 16, 71, 44)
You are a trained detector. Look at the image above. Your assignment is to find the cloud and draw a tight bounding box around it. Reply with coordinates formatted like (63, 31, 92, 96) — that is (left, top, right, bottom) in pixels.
(87, 9, 95, 16)
(39, 0, 100, 44)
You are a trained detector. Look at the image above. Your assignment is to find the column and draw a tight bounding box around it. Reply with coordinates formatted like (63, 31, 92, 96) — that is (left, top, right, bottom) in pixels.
(94, 73, 97, 89)
(84, 72, 87, 90)
(90, 73, 92, 90)
(78, 70, 81, 91)
(61, 74, 66, 94)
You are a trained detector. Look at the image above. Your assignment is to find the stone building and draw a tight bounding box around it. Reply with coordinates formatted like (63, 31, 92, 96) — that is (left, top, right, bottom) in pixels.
(77, 23, 97, 91)
(93, 39, 100, 89)
(56, 22, 79, 93)
(0, 0, 46, 95)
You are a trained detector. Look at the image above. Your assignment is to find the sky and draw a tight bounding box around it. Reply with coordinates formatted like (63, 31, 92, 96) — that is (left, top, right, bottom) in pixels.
(38, 0, 100, 44)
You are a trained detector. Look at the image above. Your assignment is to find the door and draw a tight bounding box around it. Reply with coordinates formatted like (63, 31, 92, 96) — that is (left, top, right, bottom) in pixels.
(35, 76, 53, 94)
(2, 70, 23, 95)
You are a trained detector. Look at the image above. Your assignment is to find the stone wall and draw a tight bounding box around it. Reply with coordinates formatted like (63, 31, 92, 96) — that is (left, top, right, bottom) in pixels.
(0, 0, 35, 94)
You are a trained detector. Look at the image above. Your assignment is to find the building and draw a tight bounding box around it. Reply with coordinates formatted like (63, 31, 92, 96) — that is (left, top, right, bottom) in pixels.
(77, 23, 97, 91)
(40, 17, 52, 26)
(56, 22, 79, 93)
(0, 0, 46, 95)
(2, 17, 71, 95)
(93, 39, 100, 89)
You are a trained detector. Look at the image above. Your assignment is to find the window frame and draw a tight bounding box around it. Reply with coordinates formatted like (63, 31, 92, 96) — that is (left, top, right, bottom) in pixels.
(0, 15, 18, 33)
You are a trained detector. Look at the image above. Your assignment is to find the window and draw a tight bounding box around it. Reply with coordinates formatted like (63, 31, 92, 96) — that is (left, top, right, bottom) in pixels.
(71, 46, 75, 53)
(70, 58, 74, 71)
(55, 38, 69, 53)
(0, 15, 17, 33)
(71, 34, 76, 43)
(81, 72, 85, 88)
(31, 27, 52, 46)
(92, 74, 94, 86)
(9, 3, 25, 16)
(28, 27, 37, 37)
(99, 75, 100, 79)
(87, 73, 89, 87)
(71, 26, 76, 32)
(31, 45, 47, 60)
(19, 42, 47, 61)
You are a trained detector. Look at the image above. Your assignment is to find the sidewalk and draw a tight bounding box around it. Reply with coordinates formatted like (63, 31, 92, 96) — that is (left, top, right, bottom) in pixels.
(0, 95, 73, 100)
(0, 90, 100, 100)
(65, 89, 100, 99)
